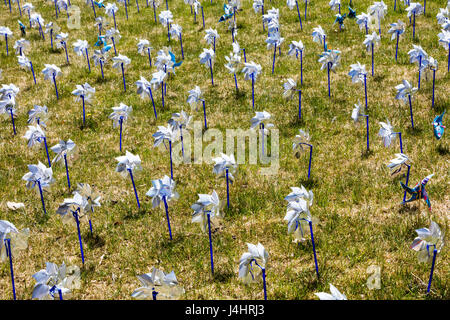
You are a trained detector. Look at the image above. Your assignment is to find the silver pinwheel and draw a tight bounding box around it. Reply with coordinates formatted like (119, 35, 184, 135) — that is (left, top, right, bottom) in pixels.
(131, 267, 184, 300)
(239, 243, 269, 300)
(115, 151, 142, 209)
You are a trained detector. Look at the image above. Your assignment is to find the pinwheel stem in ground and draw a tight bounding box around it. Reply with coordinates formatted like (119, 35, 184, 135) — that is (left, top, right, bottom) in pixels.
(371, 43, 374, 76)
(136, 0, 139, 13)
(305, 1, 308, 20)
(427, 246, 437, 293)
(73, 210, 85, 264)
(395, 32, 399, 62)
(10, 109, 16, 135)
(30, 62, 36, 84)
(169, 141, 174, 180)
(209, 59, 214, 85)
(226, 168, 230, 209)
(393, 132, 403, 153)
(119, 117, 123, 151)
(272, 44, 278, 74)
(163, 196, 173, 240)
(364, 115, 370, 151)
(180, 126, 184, 158)
(64, 154, 71, 189)
(234, 73, 238, 92)
(364, 75, 368, 110)
(179, 34, 184, 59)
(402, 164, 411, 202)
(82, 95, 86, 125)
(53, 74, 59, 99)
(298, 90, 302, 120)
(85, 48, 91, 72)
(202, 6, 205, 28)
(112, 37, 117, 55)
(121, 63, 126, 92)
(127, 168, 140, 209)
(309, 220, 320, 279)
(408, 94, 414, 129)
(43, 137, 51, 167)
(242, 48, 246, 62)
(418, 56, 422, 89)
(161, 83, 165, 108)
(5, 35, 8, 56)
(260, 123, 265, 156)
(4, 239, 16, 300)
(148, 86, 157, 119)
(327, 62, 331, 97)
(54, 0, 58, 18)
(251, 74, 255, 110)
(37, 180, 47, 214)
(50, 30, 53, 50)
(152, 3, 157, 23)
(296, 0, 303, 30)
(207, 212, 214, 275)
(113, 11, 117, 29)
(100, 60, 104, 79)
(64, 42, 69, 64)
(89, 218, 93, 236)
(412, 13, 416, 40)
(202, 100, 207, 129)
(8, 0, 11, 13)
(298, 143, 313, 179)
(91, 0, 96, 17)
(125, 0, 128, 20)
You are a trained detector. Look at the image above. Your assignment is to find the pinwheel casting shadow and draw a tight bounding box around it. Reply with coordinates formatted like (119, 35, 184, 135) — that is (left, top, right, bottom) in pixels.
(387, 153, 411, 202)
(401, 174, 434, 210)
(32, 262, 80, 300)
(239, 243, 269, 300)
(22, 161, 55, 215)
(199, 48, 216, 86)
(283, 78, 302, 120)
(187, 86, 207, 129)
(395, 80, 418, 129)
(212, 153, 237, 209)
(284, 185, 319, 278)
(51, 139, 76, 189)
(27, 104, 49, 128)
(146, 175, 179, 240)
(378, 119, 403, 153)
(17, 55, 36, 85)
(318, 49, 341, 97)
(224, 42, 242, 92)
(73, 39, 91, 72)
(292, 129, 313, 179)
(112, 54, 131, 92)
(288, 40, 304, 85)
(131, 267, 184, 300)
(242, 61, 262, 110)
(0, 87, 18, 135)
(349, 62, 368, 109)
(191, 190, 225, 275)
(388, 20, 405, 62)
(42, 64, 62, 99)
(410, 220, 444, 293)
(115, 151, 142, 209)
(1, 220, 30, 300)
(250, 111, 274, 157)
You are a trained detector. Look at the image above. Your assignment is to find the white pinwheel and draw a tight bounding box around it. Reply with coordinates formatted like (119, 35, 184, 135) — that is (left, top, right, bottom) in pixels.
(356, 12, 371, 33)
(378, 119, 397, 147)
(363, 32, 380, 52)
(169, 24, 182, 40)
(28, 105, 48, 127)
(0, 27, 13, 55)
(22, 161, 54, 190)
(411, 221, 444, 263)
(395, 80, 418, 104)
(0, 83, 19, 98)
(312, 25, 326, 46)
(109, 103, 132, 128)
(329, 0, 341, 12)
(72, 83, 95, 104)
(224, 45, 242, 75)
(191, 190, 223, 232)
(168, 110, 192, 132)
(56, 192, 88, 224)
(199, 48, 215, 68)
(154, 48, 174, 73)
(75, 183, 101, 214)
(368, 1, 387, 33)
(187, 86, 203, 111)
(145, 175, 179, 208)
(131, 267, 184, 300)
(292, 129, 311, 158)
(150, 70, 167, 90)
(212, 153, 237, 181)
(0, 220, 29, 262)
(351, 102, 365, 123)
(73, 39, 89, 57)
(153, 124, 179, 148)
(115, 151, 142, 177)
(437, 7, 450, 30)
(137, 39, 151, 55)
(112, 54, 131, 70)
(288, 40, 304, 57)
(253, 0, 264, 13)
(283, 78, 298, 100)
(406, 2, 423, 18)
(388, 20, 406, 40)
(42, 64, 61, 82)
(31, 262, 80, 300)
(51, 139, 76, 165)
(14, 38, 30, 55)
(105, 2, 119, 18)
(23, 125, 46, 148)
(239, 243, 269, 284)
(284, 189, 316, 242)
(159, 10, 173, 27)
(387, 153, 410, 175)
(242, 61, 262, 81)
(348, 62, 367, 84)
(315, 284, 347, 300)
(318, 49, 341, 72)
(204, 28, 219, 50)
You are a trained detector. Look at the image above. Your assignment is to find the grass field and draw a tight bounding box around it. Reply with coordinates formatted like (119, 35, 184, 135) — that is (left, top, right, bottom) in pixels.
(0, 0, 448, 300)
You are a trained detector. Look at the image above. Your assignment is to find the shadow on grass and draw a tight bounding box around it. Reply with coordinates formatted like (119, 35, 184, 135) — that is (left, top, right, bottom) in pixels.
(78, 118, 99, 131)
(432, 101, 447, 114)
(84, 232, 105, 249)
(406, 126, 423, 136)
(436, 144, 449, 155)
(361, 149, 374, 159)
(297, 177, 319, 189)
(123, 207, 148, 221)
(373, 74, 386, 82)
(213, 269, 234, 283)
(234, 89, 246, 100)
(398, 204, 420, 215)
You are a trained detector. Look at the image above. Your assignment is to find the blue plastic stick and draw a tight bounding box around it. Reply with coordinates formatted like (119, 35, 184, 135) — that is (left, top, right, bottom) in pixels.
(43, 137, 51, 167)
(89, 219, 93, 236)
(53, 74, 59, 100)
(307, 144, 312, 179)
(38, 180, 47, 215)
(5, 239, 16, 300)
(409, 94, 414, 129)
(169, 140, 173, 180)
(371, 43, 374, 76)
(327, 62, 331, 97)
(395, 32, 399, 62)
(136, 0, 139, 13)
(427, 247, 437, 293)
(309, 220, 320, 279)
(91, 0, 96, 17)
(180, 125, 184, 158)
(54, 0, 58, 18)
(209, 59, 214, 85)
(100, 60, 104, 79)
(59, 289, 63, 300)
(163, 196, 173, 240)
(251, 74, 255, 110)
(295, 0, 302, 30)
(413, 13, 415, 39)
(207, 212, 214, 275)
(262, 268, 267, 300)
(4, 35, 8, 56)
(323, 35, 326, 51)
(226, 168, 230, 209)
(82, 95, 86, 125)
(112, 37, 117, 55)
(128, 168, 140, 209)
(148, 86, 157, 119)
(113, 11, 117, 29)
(234, 73, 238, 92)
(305, 0, 307, 20)
(153, 3, 156, 23)
(121, 63, 126, 92)
(202, 6, 205, 28)
(365, 115, 369, 151)
(64, 42, 69, 64)
(272, 44, 276, 74)
(161, 83, 165, 108)
(64, 154, 71, 189)
(30, 62, 36, 84)
(86, 48, 91, 72)
(124, 0, 128, 19)
(298, 90, 302, 120)
(403, 164, 410, 202)
(300, 50, 303, 85)
(261, 123, 265, 156)
(147, 48, 152, 67)
(364, 74, 368, 110)
(10, 109, 16, 135)
(447, 44, 450, 72)
(73, 210, 85, 264)
(167, 23, 170, 41)
(179, 34, 184, 59)
(50, 29, 53, 50)
(119, 117, 123, 151)
(202, 100, 207, 129)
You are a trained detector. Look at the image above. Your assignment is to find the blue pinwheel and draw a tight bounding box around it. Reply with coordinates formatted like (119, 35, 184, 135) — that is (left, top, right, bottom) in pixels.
(169, 51, 183, 69)
(401, 174, 434, 210)
(432, 111, 446, 140)
(219, 4, 234, 22)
